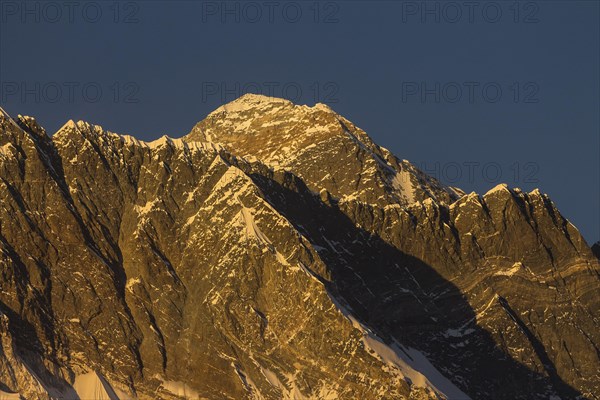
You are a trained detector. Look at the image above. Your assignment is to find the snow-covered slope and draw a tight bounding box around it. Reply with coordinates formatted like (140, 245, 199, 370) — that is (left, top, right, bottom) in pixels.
(73, 372, 120, 400)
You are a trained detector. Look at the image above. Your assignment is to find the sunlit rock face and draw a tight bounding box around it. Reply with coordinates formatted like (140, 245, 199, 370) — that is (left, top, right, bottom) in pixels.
(0, 97, 598, 399)
(187, 94, 460, 207)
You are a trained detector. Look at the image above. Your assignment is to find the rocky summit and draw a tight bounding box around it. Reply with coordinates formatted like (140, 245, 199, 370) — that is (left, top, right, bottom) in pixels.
(0, 94, 598, 399)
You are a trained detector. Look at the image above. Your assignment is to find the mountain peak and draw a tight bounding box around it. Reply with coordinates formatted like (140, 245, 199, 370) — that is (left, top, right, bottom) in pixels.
(484, 183, 511, 197)
(209, 93, 293, 116)
(55, 119, 77, 134)
(186, 95, 456, 206)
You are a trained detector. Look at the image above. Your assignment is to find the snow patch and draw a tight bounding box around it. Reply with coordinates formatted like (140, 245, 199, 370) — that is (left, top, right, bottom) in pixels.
(210, 93, 291, 116)
(239, 204, 272, 247)
(72, 371, 120, 400)
(125, 277, 142, 291)
(494, 262, 523, 277)
(134, 199, 159, 215)
(237, 199, 293, 268)
(0, 390, 21, 399)
(391, 169, 416, 203)
(155, 375, 200, 399)
(313, 103, 333, 113)
(259, 367, 310, 400)
(329, 296, 470, 400)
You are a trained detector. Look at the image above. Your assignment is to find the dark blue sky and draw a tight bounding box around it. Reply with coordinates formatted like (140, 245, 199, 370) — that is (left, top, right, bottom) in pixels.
(1, 1, 598, 242)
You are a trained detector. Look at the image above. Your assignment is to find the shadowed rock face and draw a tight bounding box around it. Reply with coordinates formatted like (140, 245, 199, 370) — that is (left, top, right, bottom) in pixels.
(0, 96, 598, 399)
(592, 242, 600, 260)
